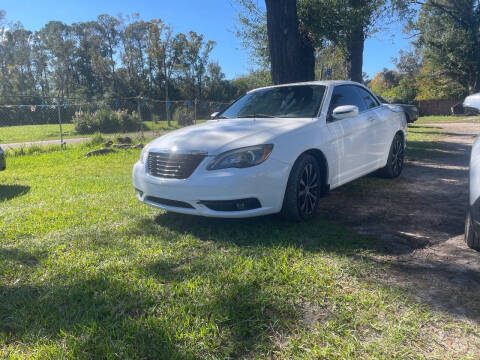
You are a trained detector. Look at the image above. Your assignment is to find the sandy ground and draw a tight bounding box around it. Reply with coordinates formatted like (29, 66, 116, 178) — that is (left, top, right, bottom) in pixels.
(318, 122, 480, 323)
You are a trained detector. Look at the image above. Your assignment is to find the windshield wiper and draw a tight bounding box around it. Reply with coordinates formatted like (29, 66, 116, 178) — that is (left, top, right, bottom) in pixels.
(242, 114, 275, 118)
(216, 116, 229, 119)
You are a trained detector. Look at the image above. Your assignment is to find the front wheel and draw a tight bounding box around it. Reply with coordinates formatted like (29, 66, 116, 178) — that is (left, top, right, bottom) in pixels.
(281, 154, 322, 221)
(379, 132, 405, 178)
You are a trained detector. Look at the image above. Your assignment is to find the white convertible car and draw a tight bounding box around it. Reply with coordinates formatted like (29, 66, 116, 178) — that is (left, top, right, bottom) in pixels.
(133, 80, 407, 220)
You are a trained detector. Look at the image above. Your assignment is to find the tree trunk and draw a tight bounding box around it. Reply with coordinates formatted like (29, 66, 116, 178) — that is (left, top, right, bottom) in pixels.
(346, 24, 365, 83)
(265, 0, 315, 84)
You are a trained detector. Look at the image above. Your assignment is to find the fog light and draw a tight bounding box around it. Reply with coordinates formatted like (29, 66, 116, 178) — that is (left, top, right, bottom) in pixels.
(198, 198, 261, 212)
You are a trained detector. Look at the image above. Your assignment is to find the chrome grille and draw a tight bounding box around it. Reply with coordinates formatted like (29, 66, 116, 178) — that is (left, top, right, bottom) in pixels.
(147, 152, 206, 179)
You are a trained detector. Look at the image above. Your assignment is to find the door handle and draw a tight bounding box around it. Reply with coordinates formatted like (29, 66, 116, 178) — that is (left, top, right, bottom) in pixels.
(368, 117, 375, 122)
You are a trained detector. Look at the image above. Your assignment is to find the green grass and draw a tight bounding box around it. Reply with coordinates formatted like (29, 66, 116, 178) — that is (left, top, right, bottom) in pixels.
(1, 138, 478, 358)
(0, 121, 184, 145)
(417, 115, 480, 124)
(406, 124, 455, 160)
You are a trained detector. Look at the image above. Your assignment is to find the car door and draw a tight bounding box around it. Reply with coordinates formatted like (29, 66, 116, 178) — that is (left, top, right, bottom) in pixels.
(355, 86, 388, 169)
(326, 85, 371, 186)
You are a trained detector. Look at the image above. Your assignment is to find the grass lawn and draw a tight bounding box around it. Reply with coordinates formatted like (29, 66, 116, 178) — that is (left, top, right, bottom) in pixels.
(0, 121, 184, 145)
(417, 115, 480, 124)
(0, 127, 479, 359)
(406, 123, 445, 159)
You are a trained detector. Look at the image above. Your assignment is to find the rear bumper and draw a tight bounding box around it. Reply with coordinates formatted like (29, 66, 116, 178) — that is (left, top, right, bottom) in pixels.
(132, 157, 290, 218)
(463, 106, 480, 115)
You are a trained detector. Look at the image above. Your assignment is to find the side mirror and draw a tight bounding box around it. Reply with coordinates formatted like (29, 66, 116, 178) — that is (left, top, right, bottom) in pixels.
(332, 105, 359, 120)
(210, 112, 219, 119)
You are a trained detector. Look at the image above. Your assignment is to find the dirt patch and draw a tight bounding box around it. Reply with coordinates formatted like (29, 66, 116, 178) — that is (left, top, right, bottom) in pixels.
(318, 122, 480, 323)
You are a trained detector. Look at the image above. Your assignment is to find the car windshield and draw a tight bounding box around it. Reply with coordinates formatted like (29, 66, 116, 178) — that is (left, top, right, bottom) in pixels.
(218, 85, 326, 119)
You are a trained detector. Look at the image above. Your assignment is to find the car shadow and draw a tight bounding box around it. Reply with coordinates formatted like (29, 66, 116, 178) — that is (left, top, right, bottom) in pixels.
(153, 212, 372, 254)
(0, 185, 30, 202)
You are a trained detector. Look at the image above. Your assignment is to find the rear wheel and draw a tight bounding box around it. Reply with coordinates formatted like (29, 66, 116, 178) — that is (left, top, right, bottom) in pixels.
(379, 132, 405, 178)
(465, 211, 480, 250)
(281, 154, 322, 221)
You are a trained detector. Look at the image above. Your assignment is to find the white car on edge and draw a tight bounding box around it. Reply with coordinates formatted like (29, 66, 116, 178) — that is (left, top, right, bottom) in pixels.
(133, 80, 407, 221)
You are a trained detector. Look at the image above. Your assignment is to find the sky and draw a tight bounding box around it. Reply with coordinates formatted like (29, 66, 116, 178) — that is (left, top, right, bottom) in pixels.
(2, 0, 414, 80)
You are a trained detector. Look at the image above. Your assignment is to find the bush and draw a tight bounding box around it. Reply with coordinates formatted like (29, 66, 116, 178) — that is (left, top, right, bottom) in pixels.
(73, 109, 141, 134)
(172, 106, 194, 126)
(73, 110, 97, 134)
(117, 110, 139, 133)
(86, 132, 105, 147)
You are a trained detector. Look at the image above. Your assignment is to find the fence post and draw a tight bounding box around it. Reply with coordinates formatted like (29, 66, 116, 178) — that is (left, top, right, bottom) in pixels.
(57, 104, 64, 148)
(194, 98, 197, 124)
(166, 100, 170, 127)
(137, 97, 144, 139)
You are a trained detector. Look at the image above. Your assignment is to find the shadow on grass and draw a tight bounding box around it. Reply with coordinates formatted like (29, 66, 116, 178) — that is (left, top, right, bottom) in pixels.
(0, 185, 30, 202)
(406, 140, 471, 165)
(0, 277, 197, 359)
(153, 212, 370, 254)
(0, 247, 44, 267)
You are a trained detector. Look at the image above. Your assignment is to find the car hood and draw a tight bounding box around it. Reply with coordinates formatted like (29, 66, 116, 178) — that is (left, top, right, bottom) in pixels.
(146, 117, 313, 155)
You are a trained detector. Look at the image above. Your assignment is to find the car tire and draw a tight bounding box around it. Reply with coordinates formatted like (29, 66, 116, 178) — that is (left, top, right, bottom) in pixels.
(379, 132, 405, 178)
(465, 211, 480, 250)
(281, 154, 322, 221)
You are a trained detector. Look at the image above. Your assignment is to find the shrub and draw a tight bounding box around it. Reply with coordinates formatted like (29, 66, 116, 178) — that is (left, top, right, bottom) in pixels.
(172, 106, 194, 126)
(86, 132, 105, 147)
(73, 110, 97, 134)
(117, 110, 139, 133)
(74, 109, 141, 134)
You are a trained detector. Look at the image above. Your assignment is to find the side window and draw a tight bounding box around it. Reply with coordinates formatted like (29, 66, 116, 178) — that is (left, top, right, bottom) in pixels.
(328, 85, 367, 117)
(356, 87, 379, 109)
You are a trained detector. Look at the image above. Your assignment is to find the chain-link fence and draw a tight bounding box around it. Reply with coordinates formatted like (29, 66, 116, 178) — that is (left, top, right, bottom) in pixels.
(0, 96, 233, 148)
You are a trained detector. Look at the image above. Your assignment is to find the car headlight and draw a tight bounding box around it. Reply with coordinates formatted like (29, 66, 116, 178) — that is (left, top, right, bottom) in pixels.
(139, 146, 149, 165)
(207, 144, 273, 170)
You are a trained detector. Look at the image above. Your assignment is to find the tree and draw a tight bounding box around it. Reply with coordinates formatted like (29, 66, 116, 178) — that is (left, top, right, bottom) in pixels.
(238, 0, 412, 83)
(97, 14, 121, 95)
(175, 31, 215, 99)
(264, 0, 315, 84)
(235, 0, 269, 69)
(146, 20, 180, 125)
(301, 0, 412, 82)
(410, 0, 480, 94)
(37, 21, 77, 98)
(393, 49, 422, 77)
(0, 11, 246, 107)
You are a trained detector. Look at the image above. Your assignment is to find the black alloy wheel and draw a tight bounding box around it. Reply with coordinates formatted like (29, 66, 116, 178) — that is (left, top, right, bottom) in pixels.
(281, 154, 322, 221)
(391, 134, 405, 177)
(379, 132, 405, 178)
(298, 162, 320, 217)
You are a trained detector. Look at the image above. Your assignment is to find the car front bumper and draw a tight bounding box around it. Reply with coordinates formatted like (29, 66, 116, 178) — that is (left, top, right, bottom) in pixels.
(132, 157, 291, 218)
